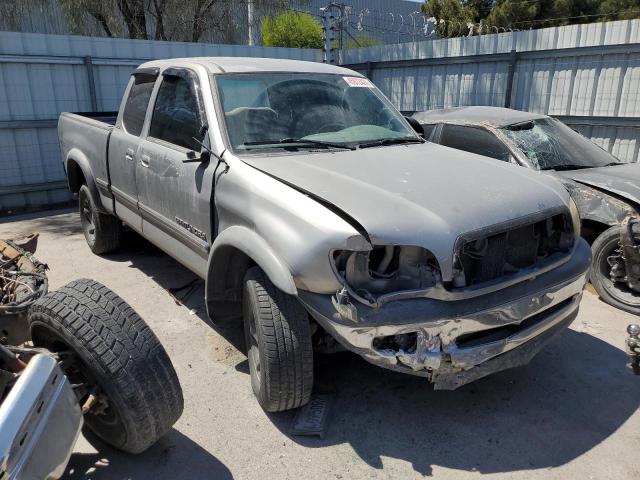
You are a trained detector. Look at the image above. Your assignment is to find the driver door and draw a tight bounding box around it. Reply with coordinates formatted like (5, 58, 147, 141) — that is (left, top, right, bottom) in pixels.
(136, 68, 214, 277)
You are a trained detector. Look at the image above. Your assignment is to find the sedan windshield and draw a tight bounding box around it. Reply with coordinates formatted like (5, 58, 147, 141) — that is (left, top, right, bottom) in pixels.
(215, 73, 418, 152)
(501, 118, 621, 170)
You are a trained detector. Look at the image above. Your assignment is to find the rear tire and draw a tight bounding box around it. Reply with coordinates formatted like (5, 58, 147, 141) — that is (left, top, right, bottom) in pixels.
(79, 184, 121, 254)
(590, 226, 640, 316)
(28, 279, 184, 453)
(243, 267, 313, 412)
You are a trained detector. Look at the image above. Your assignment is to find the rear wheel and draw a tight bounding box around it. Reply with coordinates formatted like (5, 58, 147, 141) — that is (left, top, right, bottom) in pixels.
(28, 279, 184, 453)
(590, 226, 640, 316)
(79, 185, 121, 254)
(243, 267, 313, 412)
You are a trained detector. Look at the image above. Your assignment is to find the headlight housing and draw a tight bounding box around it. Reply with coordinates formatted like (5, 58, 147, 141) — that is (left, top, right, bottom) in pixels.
(332, 245, 440, 303)
(568, 196, 581, 238)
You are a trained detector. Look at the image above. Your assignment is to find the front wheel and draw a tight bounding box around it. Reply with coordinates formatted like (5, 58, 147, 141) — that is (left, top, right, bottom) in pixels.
(243, 267, 314, 412)
(28, 279, 184, 453)
(590, 226, 640, 316)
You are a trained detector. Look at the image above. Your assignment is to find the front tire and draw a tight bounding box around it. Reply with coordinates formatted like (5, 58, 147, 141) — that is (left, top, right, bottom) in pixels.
(243, 267, 313, 412)
(28, 279, 184, 453)
(590, 226, 640, 316)
(79, 184, 121, 254)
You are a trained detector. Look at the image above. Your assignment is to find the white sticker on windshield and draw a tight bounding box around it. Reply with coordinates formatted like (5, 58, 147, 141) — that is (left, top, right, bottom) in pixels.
(343, 76, 374, 88)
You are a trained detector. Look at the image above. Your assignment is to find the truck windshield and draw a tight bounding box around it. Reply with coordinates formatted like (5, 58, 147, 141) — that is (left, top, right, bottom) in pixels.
(215, 73, 418, 152)
(501, 118, 621, 170)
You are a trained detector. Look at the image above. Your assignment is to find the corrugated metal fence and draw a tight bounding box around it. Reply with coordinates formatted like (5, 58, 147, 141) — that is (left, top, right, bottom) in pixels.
(2, 20, 640, 213)
(0, 31, 320, 214)
(343, 19, 640, 165)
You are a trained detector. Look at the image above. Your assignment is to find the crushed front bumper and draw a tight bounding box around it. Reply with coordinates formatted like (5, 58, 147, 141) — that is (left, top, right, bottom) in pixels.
(0, 354, 82, 480)
(299, 239, 591, 390)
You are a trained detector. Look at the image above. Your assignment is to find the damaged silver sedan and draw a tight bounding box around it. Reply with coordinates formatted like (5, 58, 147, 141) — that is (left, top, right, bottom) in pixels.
(60, 58, 590, 412)
(413, 107, 640, 316)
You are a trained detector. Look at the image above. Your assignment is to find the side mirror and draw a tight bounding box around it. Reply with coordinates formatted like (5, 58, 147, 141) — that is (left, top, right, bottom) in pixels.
(184, 150, 210, 163)
(184, 124, 211, 163)
(405, 116, 424, 137)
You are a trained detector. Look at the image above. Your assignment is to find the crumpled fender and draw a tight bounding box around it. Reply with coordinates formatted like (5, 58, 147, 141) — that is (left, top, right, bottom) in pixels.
(206, 225, 297, 297)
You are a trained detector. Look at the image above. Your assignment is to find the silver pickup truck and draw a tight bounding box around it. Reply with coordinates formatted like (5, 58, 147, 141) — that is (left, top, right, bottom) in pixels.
(59, 57, 591, 413)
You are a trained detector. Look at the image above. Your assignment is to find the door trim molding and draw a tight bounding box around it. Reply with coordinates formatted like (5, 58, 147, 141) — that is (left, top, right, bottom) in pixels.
(139, 202, 210, 257)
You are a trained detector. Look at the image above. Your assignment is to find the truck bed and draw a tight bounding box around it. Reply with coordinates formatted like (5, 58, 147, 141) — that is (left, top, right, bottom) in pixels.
(69, 111, 118, 126)
(58, 112, 117, 203)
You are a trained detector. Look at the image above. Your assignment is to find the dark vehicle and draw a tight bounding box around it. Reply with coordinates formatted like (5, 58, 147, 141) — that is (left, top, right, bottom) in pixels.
(0, 238, 183, 479)
(413, 106, 640, 316)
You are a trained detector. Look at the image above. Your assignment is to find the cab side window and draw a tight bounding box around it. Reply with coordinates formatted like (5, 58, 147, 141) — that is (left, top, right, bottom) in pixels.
(121, 75, 155, 136)
(440, 124, 511, 161)
(149, 74, 204, 151)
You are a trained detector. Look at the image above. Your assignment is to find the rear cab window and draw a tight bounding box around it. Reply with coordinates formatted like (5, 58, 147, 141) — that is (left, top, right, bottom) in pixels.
(440, 124, 511, 161)
(121, 74, 156, 136)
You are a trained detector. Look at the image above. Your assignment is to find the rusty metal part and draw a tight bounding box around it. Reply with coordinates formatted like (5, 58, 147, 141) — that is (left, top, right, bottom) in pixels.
(0, 237, 48, 345)
(0, 343, 26, 372)
(81, 390, 99, 414)
(618, 217, 640, 293)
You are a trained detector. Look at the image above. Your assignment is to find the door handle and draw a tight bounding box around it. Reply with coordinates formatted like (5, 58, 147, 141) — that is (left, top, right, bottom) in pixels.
(140, 154, 151, 168)
(125, 148, 135, 162)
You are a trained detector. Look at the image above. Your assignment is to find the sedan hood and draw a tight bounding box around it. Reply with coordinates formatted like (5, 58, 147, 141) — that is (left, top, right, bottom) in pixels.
(242, 143, 570, 279)
(555, 163, 640, 207)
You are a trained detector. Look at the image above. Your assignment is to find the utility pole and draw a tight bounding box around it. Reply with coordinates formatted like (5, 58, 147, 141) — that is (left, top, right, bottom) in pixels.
(248, 0, 255, 46)
(321, 6, 335, 64)
(321, 2, 345, 64)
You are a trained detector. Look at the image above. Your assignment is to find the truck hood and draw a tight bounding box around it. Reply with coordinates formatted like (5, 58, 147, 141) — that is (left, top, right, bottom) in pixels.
(242, 143, 570, 278)
(555, 163, 640, 207)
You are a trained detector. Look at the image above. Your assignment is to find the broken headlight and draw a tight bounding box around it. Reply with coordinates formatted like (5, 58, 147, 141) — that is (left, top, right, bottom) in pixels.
(332, 246, 440, 303)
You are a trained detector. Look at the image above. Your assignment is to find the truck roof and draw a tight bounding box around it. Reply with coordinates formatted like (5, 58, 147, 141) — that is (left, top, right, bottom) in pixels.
(139, 57, 360, 76)
(412, 106, 547, 128)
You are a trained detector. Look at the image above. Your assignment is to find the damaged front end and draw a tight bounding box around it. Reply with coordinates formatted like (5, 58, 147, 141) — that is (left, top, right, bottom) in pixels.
(300, 215, 591, 390)
(611, 217, 640, 293)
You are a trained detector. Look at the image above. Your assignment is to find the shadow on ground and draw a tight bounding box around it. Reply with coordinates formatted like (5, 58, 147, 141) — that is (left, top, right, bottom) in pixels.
(107, 230, 246, 352)
(65, 429, 233, 479)
(281, 329, 640, 476)
(98, 230, 640, 477)
(0, 209, 80, 238)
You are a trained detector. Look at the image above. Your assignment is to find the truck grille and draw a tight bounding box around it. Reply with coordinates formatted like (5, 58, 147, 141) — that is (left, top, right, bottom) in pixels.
(457, 213, 573, 286)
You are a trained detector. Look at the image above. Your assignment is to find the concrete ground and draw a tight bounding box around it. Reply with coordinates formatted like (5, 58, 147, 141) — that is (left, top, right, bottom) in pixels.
(2, 209, 639, 480)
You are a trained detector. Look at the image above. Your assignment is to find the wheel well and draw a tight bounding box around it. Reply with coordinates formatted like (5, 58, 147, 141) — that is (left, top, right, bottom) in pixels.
(66, 159, 86, 193)
(206, 245, 256, 322)
(581, 219, 611, 245)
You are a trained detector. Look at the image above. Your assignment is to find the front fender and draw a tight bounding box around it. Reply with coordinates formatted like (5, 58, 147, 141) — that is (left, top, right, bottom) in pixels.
(207, 225, 297, 296)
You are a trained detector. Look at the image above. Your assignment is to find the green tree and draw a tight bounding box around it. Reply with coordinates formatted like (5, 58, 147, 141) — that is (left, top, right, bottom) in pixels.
(344, 34, 383, 49)
(422, 0, 640, 36)
(599, 0, 640, 21)
(261, 11, 323, 49)
(421, 0, 476, 38)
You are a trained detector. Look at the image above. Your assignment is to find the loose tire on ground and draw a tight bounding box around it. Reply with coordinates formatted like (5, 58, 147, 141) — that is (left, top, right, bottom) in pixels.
(590, 225, 640, 316)
(79, 184, 121, 254)
(243, 266, 313, 412)
(28, 279, 184, 453)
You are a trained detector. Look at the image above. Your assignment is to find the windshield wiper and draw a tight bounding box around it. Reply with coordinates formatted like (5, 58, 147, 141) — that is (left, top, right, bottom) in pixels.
(603, 162, 625, 167)
(356, 136, 425, 149)
(242, 138, 355, 150)
(542, 164, 594, 171)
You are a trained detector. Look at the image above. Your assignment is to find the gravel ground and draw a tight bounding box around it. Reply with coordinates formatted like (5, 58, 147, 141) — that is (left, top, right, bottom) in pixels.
(2, 209, 639, 480)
